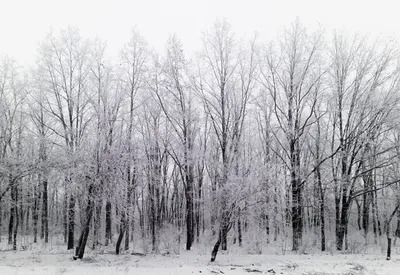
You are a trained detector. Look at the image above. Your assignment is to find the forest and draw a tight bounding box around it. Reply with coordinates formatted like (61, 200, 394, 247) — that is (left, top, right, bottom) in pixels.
(1, 19, 400, 264)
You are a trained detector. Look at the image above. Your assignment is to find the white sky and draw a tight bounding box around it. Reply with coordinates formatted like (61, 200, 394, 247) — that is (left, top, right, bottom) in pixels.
(0, 0, 399, 65)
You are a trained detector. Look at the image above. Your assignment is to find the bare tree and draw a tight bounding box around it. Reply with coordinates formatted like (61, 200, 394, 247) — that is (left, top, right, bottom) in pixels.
(114, 29, 149, 254)
(259, 21, 325, 251)
(328, 33, 400, 250)
(196, 19, 257, 261)
(38, 27, 93, 250)
(153, 34, 197, 250)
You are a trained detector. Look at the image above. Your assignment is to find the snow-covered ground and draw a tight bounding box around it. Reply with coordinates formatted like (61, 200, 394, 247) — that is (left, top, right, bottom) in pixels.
(0, 248, 398, 275)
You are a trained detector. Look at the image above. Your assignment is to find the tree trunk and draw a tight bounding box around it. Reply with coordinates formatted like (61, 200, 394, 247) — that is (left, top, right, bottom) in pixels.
(316, 166, 325, 251)
(150, 194, 157, 252)
(212, 201, 230, 260)
(221, 226, 227, 251)
(42, 179, 49, 243)
(33, 185, 39, 243)
(8, 209, 13, 245)
(238, 210, 242, 247)
(386, 237, 392, 260)
(210, 230, 222, 262)
(362, 175, 371, 238)
(92, 202, 102, 249)
(67, 195, 75, 250)
(8, 184, 17, 246)
(185, 184, 194, 250)
(291, 178, 302, 251)
(105, 200, 112, 246)
(9, 183, 18, 250)
(0, 205, 2, 243)
(124, 216, 130, 251)
(74, 183, 95, 259)
(211, 175, 217, 236)
(373, 187, 382, 236)
(320, 200, 326, 252)
(63, 183, 68, 244)
(291, 140, 302, 251)
(355, 199, 362, 231)
(115, 219, 125, 255)
(336, 200, 350, 251)
(196, 169, 203, 243)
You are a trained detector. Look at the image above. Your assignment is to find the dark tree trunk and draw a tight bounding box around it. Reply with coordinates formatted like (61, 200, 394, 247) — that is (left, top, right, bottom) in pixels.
(291, 178, 302, 251)
(148, 144, 160, 253)
(387, 237, 392, 260)
(211, 175, 217, 236)
(320, 200, 326, 252)
(185, 196, 194, 250)
(336, 200, 350, 251)
(8, 211, 13, 245)
(140, 189, 145, 238)
(63, 183, 68, 244)
(232, 222, 236, 244)
(316, 166, 325, 251)
(67, 195, 75, 250)
(124, 216, 130, 251)
(220, 197, 229, 251)
(125, 165, 135, 252)
(19, 186, 23, 236)
(9, 183, 18, 250)
(8, 189, 15, 245)
(221, 226, 227, 251)
(211, 230, 222, 262)
(355, 199, 362, 231)
(13, 207, 18, 251)
(115, 219, 125, 255)
(0, 205, 2, 243)
(373, 188, 382, 236)
(130, 209, 135, 241)
(92, 202, 102, 249)
(74, 183, 95, 259)
(150, 191, 157, 252)
(105, 200, 112, 245)
(290, 140, 302, 251)
(335, 190, 341, 248)
(265, 212, 270, 243)
(362, 175, 371, 238)
(185, 177, 194, 250)
(33, 185, 39, 243)
(196, 168, 203, 243)
(238, 210, 242, 247)
(42, 179, 48, 243)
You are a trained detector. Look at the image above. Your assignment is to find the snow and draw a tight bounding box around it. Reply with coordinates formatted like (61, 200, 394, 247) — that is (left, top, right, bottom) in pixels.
(0, 248, 399, 275)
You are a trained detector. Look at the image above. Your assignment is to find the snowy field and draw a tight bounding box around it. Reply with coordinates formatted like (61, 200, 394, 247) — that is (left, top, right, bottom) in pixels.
(0, 248, 399, 275)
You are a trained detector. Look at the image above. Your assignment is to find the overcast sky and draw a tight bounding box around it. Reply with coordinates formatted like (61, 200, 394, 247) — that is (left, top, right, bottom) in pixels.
(0, 0, 398, 65)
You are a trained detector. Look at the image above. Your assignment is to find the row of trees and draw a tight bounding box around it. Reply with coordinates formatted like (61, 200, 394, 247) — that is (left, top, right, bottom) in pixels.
(1, 20, 400, 261)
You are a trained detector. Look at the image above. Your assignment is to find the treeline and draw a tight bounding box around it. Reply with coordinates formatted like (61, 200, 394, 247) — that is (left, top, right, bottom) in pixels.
(1, 19, 400, 260)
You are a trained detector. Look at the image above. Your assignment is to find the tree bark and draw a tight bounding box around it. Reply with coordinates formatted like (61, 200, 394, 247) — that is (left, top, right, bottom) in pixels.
(33, 184, 39, 243)
(42, 179, 48, 243)
(74, 183, 95, 259)
(63, 185, 68, 244)
(336, 200, 350, 251)
(115, 218, 125, 255)
(355, 199, 362, 231)
(105, 200, 112, 246)
(67, 195, 75, 250)
(290, 138, 303, 251)
(316, 165, 325, 251)
(211, 230, 222, 262)
(92, 202, 102, 249)
(238, 209, 242, 247)
(195, 175, 202, 243)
